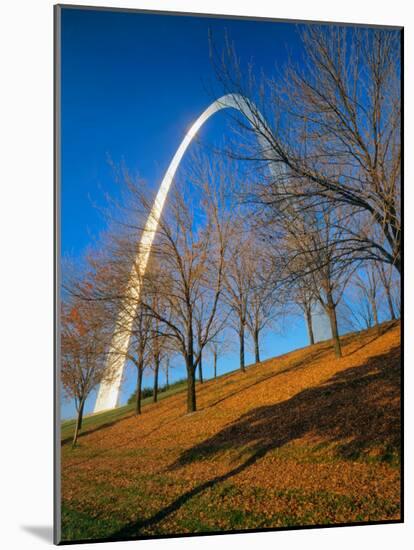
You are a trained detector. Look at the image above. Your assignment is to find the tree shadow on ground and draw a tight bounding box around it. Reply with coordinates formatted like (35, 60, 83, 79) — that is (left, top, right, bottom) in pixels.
(343, 321, 396, 358)
(61, 414, 135, 446)
(109, 344, 400, 539)
(204, 322, 397, 412)
(172, 344, 401, 468)
(64, 414, 180, 470)
(205, 348, 328, 410)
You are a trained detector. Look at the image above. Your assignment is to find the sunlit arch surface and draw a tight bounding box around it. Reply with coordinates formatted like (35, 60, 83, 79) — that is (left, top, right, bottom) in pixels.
(94, 94, 329, 413)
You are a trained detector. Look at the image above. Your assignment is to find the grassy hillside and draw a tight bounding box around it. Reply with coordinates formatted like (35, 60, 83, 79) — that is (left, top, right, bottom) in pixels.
(61, 378, 188, 444)
(60, 321, 401, 542)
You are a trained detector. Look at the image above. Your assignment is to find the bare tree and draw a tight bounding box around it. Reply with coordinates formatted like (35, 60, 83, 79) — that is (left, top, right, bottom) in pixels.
(80, 238, 155, 417)
(211, 25, 401, 274)
(207, 332, 231, 379)
(291, 274, 317, 346)
(61, 295, 113, 447)
(353, 264, 381, 329)
(277, 203, 356, 357)
(125, 158, 231, 413)
(149, 296, 170, 403)
(129, 301, 152, 415)
(222, 225, 255, 371)
(75, 153, 232, 415)
(245, 245, 283, 363)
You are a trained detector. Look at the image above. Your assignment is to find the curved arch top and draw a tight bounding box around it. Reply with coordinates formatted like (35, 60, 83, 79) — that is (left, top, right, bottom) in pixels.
(94, 94, 273, 412)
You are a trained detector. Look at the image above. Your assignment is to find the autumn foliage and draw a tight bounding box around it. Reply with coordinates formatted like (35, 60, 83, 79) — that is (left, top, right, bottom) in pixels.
(61, 322, 401, 541)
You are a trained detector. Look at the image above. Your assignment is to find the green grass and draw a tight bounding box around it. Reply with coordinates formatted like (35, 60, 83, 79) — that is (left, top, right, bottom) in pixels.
(61, 482, 400, 541)
(61, 505, 125, 541)
(61, 379, 188, 443)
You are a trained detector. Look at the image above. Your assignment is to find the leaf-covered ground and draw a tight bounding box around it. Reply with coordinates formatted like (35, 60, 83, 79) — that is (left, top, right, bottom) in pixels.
(60, 322, 401, 542)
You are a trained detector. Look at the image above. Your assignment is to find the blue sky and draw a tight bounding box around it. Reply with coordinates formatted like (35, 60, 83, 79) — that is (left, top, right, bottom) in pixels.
(60, 7, 329, 419)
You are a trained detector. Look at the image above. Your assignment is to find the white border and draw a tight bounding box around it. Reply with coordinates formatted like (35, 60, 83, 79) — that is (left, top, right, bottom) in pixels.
(1, 1, 411, 549)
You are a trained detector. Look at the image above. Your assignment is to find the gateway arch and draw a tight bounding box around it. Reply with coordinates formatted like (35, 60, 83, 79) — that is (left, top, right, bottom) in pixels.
(94, 94, 328, 413)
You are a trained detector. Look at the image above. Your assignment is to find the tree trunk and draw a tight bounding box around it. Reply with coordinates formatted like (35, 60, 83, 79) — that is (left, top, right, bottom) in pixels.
(72, 398, 85, 448)
(305, 306, 315, 345)
(370, 295, 379, 328)
(153, 355, 160, 403)
(253, 327, 260, 364)
(239, 319, 246, 371)
(384, 285, 396, 321)
(186, 357, 197, 413)
(213, 351, 217, 379)
(166, 358, 169, 388)
(135, 367, 143, 415)
(254, 329, 260, 363)
(198, 351, 204, 384)
(378, 263, 397, 321)
(326, 294, 342, 358)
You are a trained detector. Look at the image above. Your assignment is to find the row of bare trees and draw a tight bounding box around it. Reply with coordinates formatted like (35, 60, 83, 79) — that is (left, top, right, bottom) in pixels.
(209, 23, 401, 357)
(212, 25, 400, 271)
(61, 154, 399, 445)
(61, 151, 285, 439)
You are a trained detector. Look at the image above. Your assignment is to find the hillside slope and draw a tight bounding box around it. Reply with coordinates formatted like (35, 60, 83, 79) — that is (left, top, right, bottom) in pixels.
(61, 322, 401, 542)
